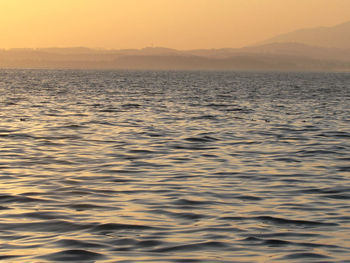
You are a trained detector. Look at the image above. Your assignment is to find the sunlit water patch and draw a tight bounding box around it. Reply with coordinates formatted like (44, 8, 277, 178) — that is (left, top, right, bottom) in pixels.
(0, 69, 349, 262)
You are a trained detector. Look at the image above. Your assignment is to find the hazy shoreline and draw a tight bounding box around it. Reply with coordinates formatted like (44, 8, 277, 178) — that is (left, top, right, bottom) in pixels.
(1, 43, 349, 72)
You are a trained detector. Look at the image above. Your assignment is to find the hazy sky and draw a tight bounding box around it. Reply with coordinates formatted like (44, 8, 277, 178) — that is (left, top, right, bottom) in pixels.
(1, 0, 350, 49)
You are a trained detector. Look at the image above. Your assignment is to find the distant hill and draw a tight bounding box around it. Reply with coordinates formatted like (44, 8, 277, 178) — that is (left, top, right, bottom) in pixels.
(1, 48, 349, 71)
(1, 21, 350, 72)
(241, 42, 350, 62)
(112, 54, 350, 71)
(260, 20, 350, 49)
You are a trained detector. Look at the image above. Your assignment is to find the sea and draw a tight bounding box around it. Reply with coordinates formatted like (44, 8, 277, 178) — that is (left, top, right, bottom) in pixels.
(0, 69, 349, 262)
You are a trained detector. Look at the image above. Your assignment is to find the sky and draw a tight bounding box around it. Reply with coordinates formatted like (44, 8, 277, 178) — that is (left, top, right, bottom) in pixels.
(1, 0, 350, 50)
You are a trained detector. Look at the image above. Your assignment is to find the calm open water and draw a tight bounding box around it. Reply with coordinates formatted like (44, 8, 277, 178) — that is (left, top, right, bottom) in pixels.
(0, 70, 349, 262)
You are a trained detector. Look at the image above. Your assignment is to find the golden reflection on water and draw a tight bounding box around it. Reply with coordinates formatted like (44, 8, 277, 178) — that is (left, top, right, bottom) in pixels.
(0, 70, 349, 262)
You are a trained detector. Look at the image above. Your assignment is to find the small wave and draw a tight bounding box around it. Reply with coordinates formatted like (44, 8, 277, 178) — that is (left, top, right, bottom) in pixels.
(185, 135, 218, 142)
(242, 237, 339, 248)
(338, 166, 350, 172)
(274, 157, 301, 163)
(57, 124, 86, 130)
(173, 146, 216, 151)
(65, 203, 114, 211)
(136, 240, 163, 248)
(300, 187, 350, 194)
(206, 103, 232, 107)
(122, 103, 141, 108)
(99, 108, 119, 112)
(152, 241, 227, 252)
(323, 194, 350, 200)
(242, 237, 291, 246)
(191, 115, 217, 120)
(255, 216, 338, 227)
(36, 134, 81, 140)
(297, 149, 339, 156)
(12, 211, 69, 220)
(318, 131, 350, 139)
(172, 198, 216, 206)
(168, 211, 207, 220)
(0, 220, 89, 233)
(220, 216, 338, 227)
(128, 149, 155, 154)
(91, 223, 155, 232)
(110, 238, 138, 246)
(42, 249, 105, 261)
(205, 104, 252, 113)
(225, 108, 253, 113)
(0, 133, 34, 139)
(0, 194, 48, 204)
(280, 252, 331, 260)
(0, 255, 21, 260)
(54, 239, 106, 248)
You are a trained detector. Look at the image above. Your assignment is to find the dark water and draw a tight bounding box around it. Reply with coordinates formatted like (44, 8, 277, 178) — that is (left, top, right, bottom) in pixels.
(0, 70, 349, 262)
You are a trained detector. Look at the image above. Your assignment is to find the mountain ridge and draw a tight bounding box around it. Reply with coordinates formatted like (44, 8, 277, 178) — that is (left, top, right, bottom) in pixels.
(1, 21, 350, 71)
(259, 20, 350, 49)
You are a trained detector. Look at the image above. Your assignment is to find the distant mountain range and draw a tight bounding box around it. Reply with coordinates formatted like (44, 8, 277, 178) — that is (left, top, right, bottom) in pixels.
(259, 20, 350, 49)
(1, 21, 350, 71)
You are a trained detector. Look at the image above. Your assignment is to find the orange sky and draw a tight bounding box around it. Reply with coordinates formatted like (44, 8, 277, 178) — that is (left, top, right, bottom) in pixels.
(1, 0, 349, 49)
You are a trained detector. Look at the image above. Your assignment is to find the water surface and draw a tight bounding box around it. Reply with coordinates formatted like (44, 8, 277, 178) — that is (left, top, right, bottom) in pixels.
(0, 70, 349, 262)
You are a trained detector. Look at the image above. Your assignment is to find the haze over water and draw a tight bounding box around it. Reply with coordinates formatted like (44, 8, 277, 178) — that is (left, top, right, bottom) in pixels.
(0, 69, 349, 262)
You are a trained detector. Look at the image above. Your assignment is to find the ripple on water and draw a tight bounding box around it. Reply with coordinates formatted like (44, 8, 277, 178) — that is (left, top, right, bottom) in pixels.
(41, 249, 105, 262)
(279, 252, 331, 260)
(220, 216, 338, 227)
(0, 70, 349, 262)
